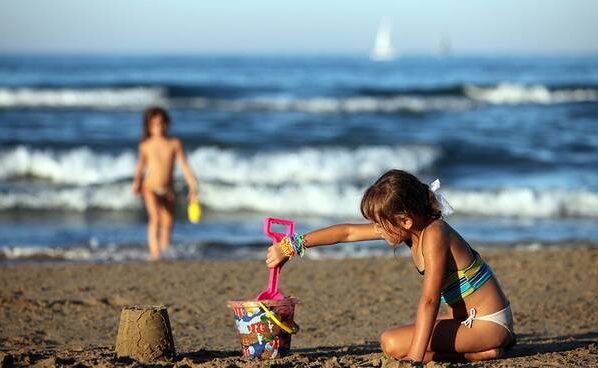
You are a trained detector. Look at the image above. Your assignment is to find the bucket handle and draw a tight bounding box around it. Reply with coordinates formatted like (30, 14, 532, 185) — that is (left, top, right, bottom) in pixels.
(257, 301, 299, 334)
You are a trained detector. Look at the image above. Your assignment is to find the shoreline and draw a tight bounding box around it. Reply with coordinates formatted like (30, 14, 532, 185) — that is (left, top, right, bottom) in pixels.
(2, 240, 598, 266)
(1, 246, 597, 367)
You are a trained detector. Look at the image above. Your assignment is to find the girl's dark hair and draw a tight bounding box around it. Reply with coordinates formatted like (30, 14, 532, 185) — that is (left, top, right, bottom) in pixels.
(360, 169, 441, 232)
(142, 106, 171, 141)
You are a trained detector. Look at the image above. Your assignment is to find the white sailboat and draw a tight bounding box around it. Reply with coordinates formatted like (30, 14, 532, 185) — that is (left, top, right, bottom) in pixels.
(438, 36, 452, 58)
(370, 18, 396, 61)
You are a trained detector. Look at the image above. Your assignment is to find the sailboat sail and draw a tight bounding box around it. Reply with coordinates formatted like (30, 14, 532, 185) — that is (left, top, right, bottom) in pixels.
(370, 19, 396, 61)
(438, 36, 452, 57)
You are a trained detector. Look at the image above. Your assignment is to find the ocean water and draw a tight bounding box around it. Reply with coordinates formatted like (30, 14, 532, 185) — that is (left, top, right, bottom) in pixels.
(1, 55, 598, 262)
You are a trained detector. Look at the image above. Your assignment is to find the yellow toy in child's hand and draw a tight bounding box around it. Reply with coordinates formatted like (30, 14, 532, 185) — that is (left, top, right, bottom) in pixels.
(187, 198, 202, 224)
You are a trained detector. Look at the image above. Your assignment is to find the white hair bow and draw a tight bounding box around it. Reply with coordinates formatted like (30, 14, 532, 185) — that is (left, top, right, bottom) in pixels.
(430, 179, 454, 217)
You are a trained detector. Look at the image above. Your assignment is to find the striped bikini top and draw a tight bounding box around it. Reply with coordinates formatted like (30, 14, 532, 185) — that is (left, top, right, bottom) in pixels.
(439, 249, 493, 305)
(415, 225, 494, 306)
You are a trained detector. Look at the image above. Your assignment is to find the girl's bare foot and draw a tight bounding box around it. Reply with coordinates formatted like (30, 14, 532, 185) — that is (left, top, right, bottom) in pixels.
(463, 347, 502, 361)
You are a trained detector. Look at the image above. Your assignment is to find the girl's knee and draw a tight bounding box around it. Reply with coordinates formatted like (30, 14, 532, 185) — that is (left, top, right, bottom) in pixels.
(161, 215, 173, 227)
(380, 329, 408, 358)
(159, 219, 173, 234)
(148, 213, 160, 226)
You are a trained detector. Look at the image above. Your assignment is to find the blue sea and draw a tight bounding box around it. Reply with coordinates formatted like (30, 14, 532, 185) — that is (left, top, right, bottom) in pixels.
(1, 54, 598, 262)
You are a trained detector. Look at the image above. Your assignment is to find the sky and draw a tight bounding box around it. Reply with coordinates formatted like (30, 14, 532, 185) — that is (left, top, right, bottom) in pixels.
(1, 0, 597, 55)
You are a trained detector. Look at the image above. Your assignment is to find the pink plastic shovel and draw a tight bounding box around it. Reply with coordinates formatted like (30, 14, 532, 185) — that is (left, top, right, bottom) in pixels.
(256, 217, 295, 301)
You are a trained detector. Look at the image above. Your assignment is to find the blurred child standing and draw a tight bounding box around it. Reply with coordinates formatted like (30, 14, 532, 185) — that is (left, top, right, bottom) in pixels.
(131, 107, 198, 260)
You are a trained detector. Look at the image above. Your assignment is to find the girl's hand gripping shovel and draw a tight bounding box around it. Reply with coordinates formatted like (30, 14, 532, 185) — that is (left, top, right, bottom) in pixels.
(256, 217, 294, 301)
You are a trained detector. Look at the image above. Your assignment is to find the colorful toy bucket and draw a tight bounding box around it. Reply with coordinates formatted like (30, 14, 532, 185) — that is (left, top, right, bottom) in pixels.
(227, 297, 299, 359)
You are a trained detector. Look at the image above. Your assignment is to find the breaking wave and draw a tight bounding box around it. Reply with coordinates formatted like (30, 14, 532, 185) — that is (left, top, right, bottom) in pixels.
(1, 83, 596, 111)
(1, 181, 598, 219)
(0, 145, 439, 185)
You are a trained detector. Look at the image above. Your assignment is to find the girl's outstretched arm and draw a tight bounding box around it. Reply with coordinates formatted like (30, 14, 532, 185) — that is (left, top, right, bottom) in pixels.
(406, 223, 449, 362)
(304, 223, 381, 248)
(131, 143, 146, 195)
(174, 139, 198, 200)
(266, 223, 381, 268)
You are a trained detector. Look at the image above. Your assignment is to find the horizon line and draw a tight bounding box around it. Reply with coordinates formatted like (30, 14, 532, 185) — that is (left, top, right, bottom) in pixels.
(1, 50, 598, 58)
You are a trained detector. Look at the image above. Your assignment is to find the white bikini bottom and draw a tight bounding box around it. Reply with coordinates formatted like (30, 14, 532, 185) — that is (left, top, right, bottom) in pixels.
(460, 304, 514, 336)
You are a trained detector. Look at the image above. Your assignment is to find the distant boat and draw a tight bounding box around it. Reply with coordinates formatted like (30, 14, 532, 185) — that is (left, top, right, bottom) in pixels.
(438, 36, 452, 58)
(370, 18, 396, 61)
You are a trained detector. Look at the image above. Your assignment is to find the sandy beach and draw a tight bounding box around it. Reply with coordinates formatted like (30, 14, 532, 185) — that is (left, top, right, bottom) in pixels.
(0, 245, 597, 367)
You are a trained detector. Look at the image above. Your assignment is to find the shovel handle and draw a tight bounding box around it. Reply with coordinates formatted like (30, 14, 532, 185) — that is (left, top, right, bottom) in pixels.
(264, 217, 295, 293)
(264, 217, 295, 243)
(268, 267, 280, 295)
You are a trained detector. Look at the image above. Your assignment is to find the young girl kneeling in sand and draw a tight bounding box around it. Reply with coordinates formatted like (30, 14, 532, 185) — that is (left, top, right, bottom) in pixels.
(131, 107, 198, 261)
(266, 170, 515, 365)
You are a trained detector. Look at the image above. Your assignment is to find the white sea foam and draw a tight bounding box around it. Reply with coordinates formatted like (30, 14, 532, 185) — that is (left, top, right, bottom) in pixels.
(0, 146, 138, 185)
(0, 87, 464, 112)
(0, 242, 395, 262)
(190, 96, 474, 113)
(2, 180, 598, 219)
(0, 245, 95, 261)
(0, 87, 166, 108)
(191, 84, 596, 112)
(0, 145, 439, 185)
(0, 244, 161, 262)
(200, 182, 363, 216)
(445, 188, 598, 218)
(464, 83, 598, 105)
(2, 145, 597, 218)
(187, 145, 439, 185)
(1, 83, 595, 110)
(0, 184, 139, 211)
(0, 181, 364, 214)
(200, 185, 598, 218)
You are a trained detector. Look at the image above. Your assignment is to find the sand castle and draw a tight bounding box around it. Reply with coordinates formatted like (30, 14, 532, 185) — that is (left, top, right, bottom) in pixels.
(115, 305, 176, 363)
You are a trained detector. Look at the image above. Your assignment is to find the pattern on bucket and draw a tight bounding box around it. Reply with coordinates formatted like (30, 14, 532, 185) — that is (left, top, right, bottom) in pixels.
(228, 299, 298, 359)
